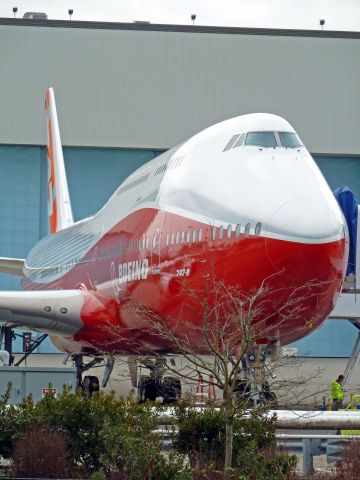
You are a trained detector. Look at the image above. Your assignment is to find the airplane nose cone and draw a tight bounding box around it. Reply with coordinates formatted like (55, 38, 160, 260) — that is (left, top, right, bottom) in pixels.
(263, 197, 348, 345)
(265, 195, 348, 286)
(268, 197, 345, 242)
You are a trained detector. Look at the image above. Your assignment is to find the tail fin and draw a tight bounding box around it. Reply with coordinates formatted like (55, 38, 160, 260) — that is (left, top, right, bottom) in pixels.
(45, 88, 74, 234)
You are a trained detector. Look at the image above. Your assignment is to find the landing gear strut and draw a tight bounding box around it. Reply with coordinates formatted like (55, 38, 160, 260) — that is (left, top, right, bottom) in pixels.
(234, 345, 278, 407)
(72, 355, 114, 396)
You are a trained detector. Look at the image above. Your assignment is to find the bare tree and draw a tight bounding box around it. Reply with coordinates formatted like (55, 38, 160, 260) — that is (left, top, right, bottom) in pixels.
(103, 274, 332, 470)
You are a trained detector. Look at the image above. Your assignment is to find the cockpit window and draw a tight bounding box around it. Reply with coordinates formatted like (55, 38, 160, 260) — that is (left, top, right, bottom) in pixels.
(279, 132, 302, 148)
(223, 134, 241, 152)
(233, 133, 245, 148)
(245, 132, 277, 148)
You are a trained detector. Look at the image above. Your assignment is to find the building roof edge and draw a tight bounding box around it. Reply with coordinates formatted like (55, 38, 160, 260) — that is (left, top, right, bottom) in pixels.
(0, 17, 360, 39)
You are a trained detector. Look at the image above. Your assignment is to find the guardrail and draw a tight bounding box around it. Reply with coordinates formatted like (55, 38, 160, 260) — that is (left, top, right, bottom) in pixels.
(157, 428, 360, 475)
(277, 434, 359, 475)
(156, 409, 360, 474)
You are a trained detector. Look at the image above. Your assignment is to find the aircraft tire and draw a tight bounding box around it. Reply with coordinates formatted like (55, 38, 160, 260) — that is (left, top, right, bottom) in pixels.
(233, 379, 251, 405)
(259, 390, 277, 407)
(83, 375, 100, 396)
(138, 376, 158, 402)
(162, 377, 181, 404)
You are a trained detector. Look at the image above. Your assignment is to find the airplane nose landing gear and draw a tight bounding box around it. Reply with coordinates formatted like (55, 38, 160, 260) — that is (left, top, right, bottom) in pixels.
(72, 354, 114, 396)
(234, 345, 278, 407)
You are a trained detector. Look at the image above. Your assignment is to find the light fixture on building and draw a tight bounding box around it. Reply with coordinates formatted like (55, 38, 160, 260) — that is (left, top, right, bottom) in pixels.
(12, 7, 18, 18)
(319, 19, 325, 30)
(68, 9, 73, 21)
(191, 14, 196, 26)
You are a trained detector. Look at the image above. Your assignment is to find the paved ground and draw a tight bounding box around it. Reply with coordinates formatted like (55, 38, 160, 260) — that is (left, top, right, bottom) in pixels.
(9, 353, 360, 407)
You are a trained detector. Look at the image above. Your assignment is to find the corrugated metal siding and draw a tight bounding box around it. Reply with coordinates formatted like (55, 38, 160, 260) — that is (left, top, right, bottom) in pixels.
(0, 23, 359, 153)
(315, 156, 360, 199)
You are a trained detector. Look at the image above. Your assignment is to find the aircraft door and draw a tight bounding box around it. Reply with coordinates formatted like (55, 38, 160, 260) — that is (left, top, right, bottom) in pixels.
(91, 246, 98, 287)
(150, 212, 165, 277)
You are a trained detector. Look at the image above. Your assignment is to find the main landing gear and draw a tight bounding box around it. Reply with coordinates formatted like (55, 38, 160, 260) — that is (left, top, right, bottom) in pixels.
(72, 354, 115, 396)
(137, 357, 182, 404)
(70, 353, 181, 402)
(234, 344, 278, 407)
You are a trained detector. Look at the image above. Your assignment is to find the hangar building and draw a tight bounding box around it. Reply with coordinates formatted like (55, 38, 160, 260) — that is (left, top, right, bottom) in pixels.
(0, 18, 359, 356)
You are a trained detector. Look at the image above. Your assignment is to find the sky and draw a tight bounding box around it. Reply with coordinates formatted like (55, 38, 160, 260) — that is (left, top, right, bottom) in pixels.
(0, 0, 360, 31)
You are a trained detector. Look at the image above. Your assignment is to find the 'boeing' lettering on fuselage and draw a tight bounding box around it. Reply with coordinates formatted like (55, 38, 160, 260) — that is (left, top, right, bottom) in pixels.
(117, 258, 149, 284)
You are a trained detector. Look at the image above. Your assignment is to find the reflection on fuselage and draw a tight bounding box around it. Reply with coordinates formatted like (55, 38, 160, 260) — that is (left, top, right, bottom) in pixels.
(21, 113, 347, 355)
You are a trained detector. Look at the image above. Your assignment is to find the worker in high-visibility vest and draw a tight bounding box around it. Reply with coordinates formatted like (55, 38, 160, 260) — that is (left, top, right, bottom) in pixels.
(331, 374, 345, 410)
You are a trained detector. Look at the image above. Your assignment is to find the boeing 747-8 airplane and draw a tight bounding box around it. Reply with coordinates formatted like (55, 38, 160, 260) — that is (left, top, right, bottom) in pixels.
(0, 89, 348, 373)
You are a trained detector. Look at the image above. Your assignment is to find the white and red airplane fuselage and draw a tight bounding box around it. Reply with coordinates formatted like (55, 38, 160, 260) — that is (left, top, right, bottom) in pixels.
(0, 92, 348, 356)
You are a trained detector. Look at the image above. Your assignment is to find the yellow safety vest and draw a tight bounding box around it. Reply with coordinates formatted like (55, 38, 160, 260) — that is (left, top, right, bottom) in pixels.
(331, 380, 344, 401)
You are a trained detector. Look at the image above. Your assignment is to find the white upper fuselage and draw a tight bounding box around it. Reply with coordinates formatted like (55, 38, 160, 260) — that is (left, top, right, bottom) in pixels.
(156, 113, 343, 244)
(24, 113, 345, 282)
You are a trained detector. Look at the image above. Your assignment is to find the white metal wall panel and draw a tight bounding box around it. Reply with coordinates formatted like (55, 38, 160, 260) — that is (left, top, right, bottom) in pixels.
(0, 21, 359, 154)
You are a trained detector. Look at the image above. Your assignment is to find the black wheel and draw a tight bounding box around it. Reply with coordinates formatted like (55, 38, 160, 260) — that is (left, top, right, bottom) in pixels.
(145, 380, 157, 401)
(138, 376, 158, 402)
(234, 380, 251, 402)
(259, 390, 277, 407)
(162, 377, 181, 403)
(137, 377, 146, 402)
(83, 375, 100, 396)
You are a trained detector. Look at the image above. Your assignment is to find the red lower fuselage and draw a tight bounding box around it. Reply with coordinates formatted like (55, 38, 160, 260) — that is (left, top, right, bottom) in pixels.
(22, 208, 347, 354)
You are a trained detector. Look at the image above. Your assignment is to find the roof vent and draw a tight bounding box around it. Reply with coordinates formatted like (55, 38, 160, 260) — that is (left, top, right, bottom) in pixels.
(23, 12, 48, 20)
(133, 20, 151, 24)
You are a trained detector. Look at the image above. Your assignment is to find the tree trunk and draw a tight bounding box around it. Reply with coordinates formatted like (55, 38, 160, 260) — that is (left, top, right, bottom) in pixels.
(225, 413, 233, 469)
(223, 390, 234, 469)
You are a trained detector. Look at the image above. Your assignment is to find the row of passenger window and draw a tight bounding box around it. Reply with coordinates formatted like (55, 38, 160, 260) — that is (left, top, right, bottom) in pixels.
(165, 228, 203, 246)
(96, 221, 262, 260)
(30, 222, 263, 280)
(97, 227, 204, 258)
(165, 222, 262, 247)
(99, 237, 150, 258)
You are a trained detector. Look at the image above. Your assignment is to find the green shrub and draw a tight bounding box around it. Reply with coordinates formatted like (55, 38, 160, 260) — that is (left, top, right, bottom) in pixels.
(99, 397, 191, 479)
(172, 397, 297, 477)
(0, 386, 190, 478)
(33, 386, 115, 472)
(0, 385, 297, 479)
(0, 384, 38, 459)
(236, 444, 297, 479)
(90, 472, 107, 480)
(172, 399, 226, 468)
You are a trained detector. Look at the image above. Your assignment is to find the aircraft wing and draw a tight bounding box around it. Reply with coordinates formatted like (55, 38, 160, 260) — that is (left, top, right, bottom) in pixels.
(0, 257, 25, 276)
(0, 289, 84, 336)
